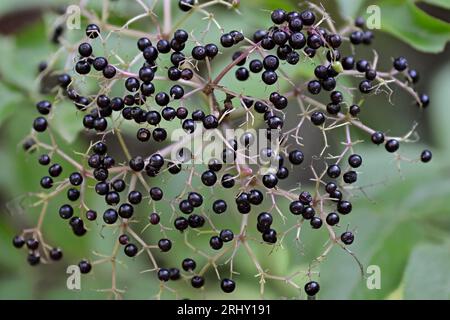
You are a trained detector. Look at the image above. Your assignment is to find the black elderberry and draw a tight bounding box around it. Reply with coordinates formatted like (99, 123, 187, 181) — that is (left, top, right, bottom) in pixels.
(177, 107, 189, 120)
(418, 93, 430, 108)
(86, 210, 97, 221)
(349, 104, 360, 117)
(188, 214, 205, 228)
(221, 278, 236, 293)
(179, 0, 194, 11)
(78, 42, 92, 57)
(33, 117, 47, 132)
(59, 204, 74, 219)
(12, 235, 25, 248)
(48, 164, 62, 177)
(36, 101, 51, 115)
(385, 139, 400, 153)
(300, 10, 315, 25)
(337, 200, 352, 214)
(205, 43, 219, 58)
(219, 229, 234, 242)
(343, 171, 357, 184)
(67, 188, 80, 201)
(407, 69, 419, 83)
(359, 80, 372, 93)
(342, 56, 355, 70)
(326, 103, 341, 115)
(262, 229, 277, 243)
(420, 150, 432, 163)
(182, 258, 196, 271)
(305, 281, 320, 296)
(179, 199, 193, 214)
(158, 268, 170, 281)
(119, 234, 129, 245)
(310, 217, 323, 229)
(262, 173, 278, 189)
(311, 111, 325, 125)
(308, 80, 321, 95)
(174, 217, 189, 231)
(210, 236, 223, 250)
(262, 70, 278, 85)
(271, 8, 286, 24)
(299, 191, 313, 205)
(28, 253, 40, 266)
(249, 59, 263, 73)
(86, 24, 100, 38)
(49, 248, 63, 261)
(350, 31, 364, 45)
(393, 56, 408, 71)
(326, 212, 340, 226)
(118, 203, 134, 219)
(103, 208, 118, 224)
(341, 231, 354, 245)
(191, 46, 206, 60)
(124, 243, 138, 257)
(371, 131, 385, 145)
(169, 268, 181, 280)
(153, 128, 167, 142)
(129, 156, 145, 171)
(102, 65, 116, 79)
(26, 238, 39, 250)
(290, 201, 304, 215)
(348, 154, 362, 168)
(93, 57, 108, 71)
(322, 77, 337, 91)
(327, 164, 341, 178)
(75, 59, 91, 75)
(149, 187, 163, 201)
(191, 275, 205, 288)
(325, 182, 337, 193)
(158, 239, 172, 252)
(235, 67, 249, 81)
(40, 176, 53, 189)
(213, 200, 227, 214)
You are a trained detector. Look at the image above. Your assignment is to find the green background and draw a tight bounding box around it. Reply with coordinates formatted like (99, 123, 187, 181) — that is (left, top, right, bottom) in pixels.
(0, 0, 449, 299)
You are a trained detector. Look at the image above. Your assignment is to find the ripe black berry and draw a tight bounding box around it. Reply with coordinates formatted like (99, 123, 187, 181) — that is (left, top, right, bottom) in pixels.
(210, 236, 223, 250)
(78, 260, 92, 273)
(179, 0, 194, 11)
(201, 170, 217, 186)
(304, 281, 320, 296)
(158, 239, 172, 252)
(385, 139, 400, 153)
(393, 56, 408, 71)
(221, 278, 236, 293)
(86, 24, 100, 38)
(420, 150, 432, 163)
(191, 275, 205, 288)
(348, 154, 362, 168)
(182, 258, 196, 271)
(326, 212, 340, 226)
(103, 208, 118, 224)
(213, 199, 227, 214)
(124, 243, 138, 257)
(341, 231, 354, 245)
(371, 131, 385, 145)
(311, 111, 325, 125)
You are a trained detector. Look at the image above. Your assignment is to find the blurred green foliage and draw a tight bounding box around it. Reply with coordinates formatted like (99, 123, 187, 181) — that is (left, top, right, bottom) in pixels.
(0, 0, 449, 300)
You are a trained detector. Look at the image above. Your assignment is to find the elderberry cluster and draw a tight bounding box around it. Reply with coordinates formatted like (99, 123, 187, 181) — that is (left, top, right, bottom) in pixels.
(16, 1, 433, 299)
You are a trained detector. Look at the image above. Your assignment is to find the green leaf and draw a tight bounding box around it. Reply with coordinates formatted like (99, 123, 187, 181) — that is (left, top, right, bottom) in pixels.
(336, 0, 366, 19)
(0, 83, 23, 127)
(419, 0, 450, 10)
(51, 101, 84, 144)
(378, 0, 450, 53)
(430, 62, 450, 153)
(403, 243, 450, 299)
